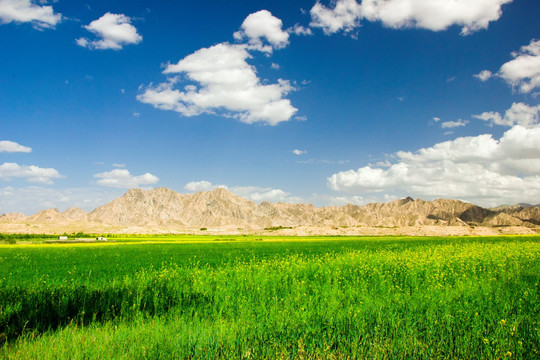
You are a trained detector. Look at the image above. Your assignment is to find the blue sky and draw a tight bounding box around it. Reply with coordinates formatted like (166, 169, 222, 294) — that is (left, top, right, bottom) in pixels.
(1, 0, 539, 214)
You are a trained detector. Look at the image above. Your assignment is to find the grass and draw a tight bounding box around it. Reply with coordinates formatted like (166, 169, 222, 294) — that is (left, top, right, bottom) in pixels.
(0, 235, 539, 359)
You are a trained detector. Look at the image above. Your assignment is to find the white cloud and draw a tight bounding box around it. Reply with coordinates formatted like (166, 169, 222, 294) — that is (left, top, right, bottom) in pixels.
(137, 43, 297, 125)
(233, 10, 289, 53)
(473, 102, 540, 128)
(441, 119, 468, 129)
(0, 0, 61, 29)
(184, 180, 298, 203)
(0, 140, 31, 153)
(112, 163, 125, 168)
(271, 63, 280, 70)
(328, 124, 540, 207)
(0, 186, 122, 214)
(432, 117, 441, 122)
(310, 0, 362, 35)
(94, 169, 159, 188)
(184, 180, 225, 192)
(290, 24, 313, 36)
(77, 12, 142, 50)
(292, 149, 307, 155)
(373, 160, 392, 167)
(310, 0, 511, 35)
(0, 162, 63, 184)
(327, 195, 365, 206)
(497, 39, 540, 93)
(230, 185, 292, 203)
(474, 70, 492, 81)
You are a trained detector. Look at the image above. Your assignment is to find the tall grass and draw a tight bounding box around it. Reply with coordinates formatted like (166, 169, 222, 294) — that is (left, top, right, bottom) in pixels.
(0, 236, 539, 358)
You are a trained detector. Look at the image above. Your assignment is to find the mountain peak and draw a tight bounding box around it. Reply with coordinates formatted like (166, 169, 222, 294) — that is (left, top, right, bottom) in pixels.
(210, 187, 232, 195)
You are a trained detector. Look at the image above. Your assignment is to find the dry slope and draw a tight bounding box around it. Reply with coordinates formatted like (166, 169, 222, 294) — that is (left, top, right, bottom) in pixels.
(2, 187, 538, 232)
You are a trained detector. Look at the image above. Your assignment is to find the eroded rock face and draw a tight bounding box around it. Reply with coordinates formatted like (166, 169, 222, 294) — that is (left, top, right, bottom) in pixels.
(493, 205, 540, 225)
(83, 188, 527, 229)
(482, 213, 523, 227)
(0, 213, 27, 222)
(4, 187, 535, 231)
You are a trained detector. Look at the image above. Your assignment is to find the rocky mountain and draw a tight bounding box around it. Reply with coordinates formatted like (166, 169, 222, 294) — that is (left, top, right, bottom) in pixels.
(491, 204, 540, 225)
(85, 187, 539, 228)
(2, 187, 539, 230)
(0, 212, 27, 222)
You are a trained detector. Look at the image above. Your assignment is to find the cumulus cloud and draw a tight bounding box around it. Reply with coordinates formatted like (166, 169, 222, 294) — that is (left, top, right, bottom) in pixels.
(0, 0, 61, 29)
(497, 39, 540, 93)
(77, 12, 142, 50)
(94, 169, 159, 188)
(323, 194, 365, 206)
(327, 124, 540, 207)
(290, 24, 313, 36)
(310, 0, 511, 35)
(292, 149, 307, 155)
(230, 185, 293, 203)
(184, 180, 298, 203)
(184, 180, 225, 192)
(0, 140, 31, 153)
(441, 119, 468, 129)
(310, 0, 362, 35)
(0, 162, 63, 184)
(138, 10, 298, 125)
(233, 10, 289, 53)
(137, 43, 297, 125)
(474, 70, 493, 81)
(473, 102, 540, 128)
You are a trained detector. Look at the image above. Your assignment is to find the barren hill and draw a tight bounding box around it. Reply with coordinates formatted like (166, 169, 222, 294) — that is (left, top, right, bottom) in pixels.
(0, 213, 27, 222)
(491, 205, 540, 226)
(2, 187, 539, 234)
(86, 187, 538, 229)
(62, 207, 89, 222)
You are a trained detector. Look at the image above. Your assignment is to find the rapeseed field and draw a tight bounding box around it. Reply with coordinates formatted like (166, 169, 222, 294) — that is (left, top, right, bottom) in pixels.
(0, 235, 538, 359)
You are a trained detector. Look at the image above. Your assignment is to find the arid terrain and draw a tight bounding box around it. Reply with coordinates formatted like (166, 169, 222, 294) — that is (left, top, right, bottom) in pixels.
(1, 187, 539, 235)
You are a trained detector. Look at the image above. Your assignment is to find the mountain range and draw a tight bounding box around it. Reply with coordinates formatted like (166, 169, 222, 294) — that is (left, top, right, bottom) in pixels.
(1, 187, 539, 234)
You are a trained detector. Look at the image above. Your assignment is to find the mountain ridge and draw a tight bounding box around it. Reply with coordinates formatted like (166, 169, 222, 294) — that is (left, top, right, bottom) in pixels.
(2, 187, 537, 232)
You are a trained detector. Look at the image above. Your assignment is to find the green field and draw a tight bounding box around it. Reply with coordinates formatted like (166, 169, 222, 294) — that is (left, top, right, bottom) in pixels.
(0, 235, 539, 359)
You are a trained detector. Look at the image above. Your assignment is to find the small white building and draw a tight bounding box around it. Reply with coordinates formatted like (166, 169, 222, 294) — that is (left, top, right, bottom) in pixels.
(59, 236, 68, 240)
